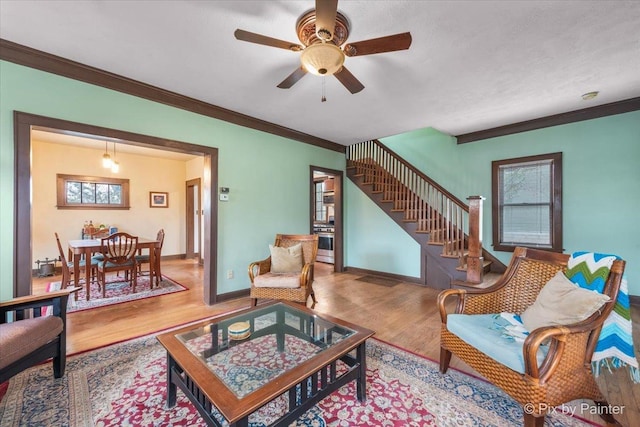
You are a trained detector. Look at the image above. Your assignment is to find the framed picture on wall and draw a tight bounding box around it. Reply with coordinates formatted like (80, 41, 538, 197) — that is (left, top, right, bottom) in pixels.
(150, 191, 168, 208)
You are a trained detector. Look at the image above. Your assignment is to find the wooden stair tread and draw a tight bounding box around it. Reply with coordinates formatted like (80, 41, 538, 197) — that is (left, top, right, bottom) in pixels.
(441, 253, 466, 259)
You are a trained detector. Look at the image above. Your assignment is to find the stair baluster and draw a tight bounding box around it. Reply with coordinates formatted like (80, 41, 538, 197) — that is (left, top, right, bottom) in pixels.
(347, 139, 485, 285)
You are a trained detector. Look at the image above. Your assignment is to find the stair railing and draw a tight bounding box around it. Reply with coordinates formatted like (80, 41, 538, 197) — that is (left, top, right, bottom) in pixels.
(347, 140, 484, 282)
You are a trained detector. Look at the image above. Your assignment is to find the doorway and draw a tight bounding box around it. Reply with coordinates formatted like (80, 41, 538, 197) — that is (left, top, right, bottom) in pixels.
(13, 112, 219, 304)
(186, 178, 202, 263)
(310, 166, 344, 272)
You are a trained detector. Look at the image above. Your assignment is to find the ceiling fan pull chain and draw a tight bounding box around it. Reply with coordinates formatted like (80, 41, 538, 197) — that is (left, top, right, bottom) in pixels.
(322, 76, 327, 102)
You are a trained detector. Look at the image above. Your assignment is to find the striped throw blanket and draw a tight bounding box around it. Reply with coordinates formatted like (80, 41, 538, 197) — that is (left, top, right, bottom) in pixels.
(566, 252, 639, 383)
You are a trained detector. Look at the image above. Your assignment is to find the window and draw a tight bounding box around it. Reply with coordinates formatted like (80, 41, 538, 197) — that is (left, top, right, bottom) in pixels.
(56, 174, 130, 209)
(492, 153, 562, 252)
(314, 181, 327, 222)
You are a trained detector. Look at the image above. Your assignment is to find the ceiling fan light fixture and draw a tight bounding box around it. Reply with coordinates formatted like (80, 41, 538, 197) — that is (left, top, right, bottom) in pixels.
(301, 43, 344, 76)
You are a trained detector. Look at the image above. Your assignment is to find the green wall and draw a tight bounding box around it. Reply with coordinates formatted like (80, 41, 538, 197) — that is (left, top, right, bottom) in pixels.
(3, 59, 637, 299)
(344, 180, 421, 277)
(379, 112, 640, 296)
(0, 61, 345, 300)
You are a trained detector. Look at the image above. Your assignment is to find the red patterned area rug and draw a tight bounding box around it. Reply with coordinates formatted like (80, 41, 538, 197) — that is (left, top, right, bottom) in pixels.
(46, 275, 187, 313)
(0, 334, 598, 426)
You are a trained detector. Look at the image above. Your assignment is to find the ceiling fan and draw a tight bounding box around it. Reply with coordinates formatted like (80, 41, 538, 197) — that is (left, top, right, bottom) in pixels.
(234, 0, 412, 95)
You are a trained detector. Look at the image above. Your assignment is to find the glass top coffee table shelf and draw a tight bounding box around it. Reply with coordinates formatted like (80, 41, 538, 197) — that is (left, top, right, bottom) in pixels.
(157, 301, 375, 427)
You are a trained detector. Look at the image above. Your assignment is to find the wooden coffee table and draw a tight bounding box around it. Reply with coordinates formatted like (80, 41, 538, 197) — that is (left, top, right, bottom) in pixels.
(157, 301, 375, 426)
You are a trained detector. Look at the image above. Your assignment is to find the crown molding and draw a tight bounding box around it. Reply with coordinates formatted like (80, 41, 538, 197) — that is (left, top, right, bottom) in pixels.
(455, 97, 640, 144)
(0, 38, 345, 153)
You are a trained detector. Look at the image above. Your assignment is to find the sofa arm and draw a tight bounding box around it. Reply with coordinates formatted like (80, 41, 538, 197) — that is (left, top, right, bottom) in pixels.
(248, 257, 271, 283)
(438, 286, 510, 323)
(0, 287, 79, 322)
(522, 305, 614, 381)
(437, 289, 466, 323)
(300, 263, 314, 288)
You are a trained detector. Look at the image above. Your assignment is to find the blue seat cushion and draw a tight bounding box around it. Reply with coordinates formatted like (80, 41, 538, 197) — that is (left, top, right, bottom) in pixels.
(134, 254, 150, 263)
(99, 260, 134, 269)
(67, 257, 99, 268)
(447, 313, 549, 374)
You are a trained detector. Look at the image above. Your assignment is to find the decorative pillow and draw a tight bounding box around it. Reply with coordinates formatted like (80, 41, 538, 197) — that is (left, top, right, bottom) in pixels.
(269, 243, 303, 273)
(521, 270, 610, 331)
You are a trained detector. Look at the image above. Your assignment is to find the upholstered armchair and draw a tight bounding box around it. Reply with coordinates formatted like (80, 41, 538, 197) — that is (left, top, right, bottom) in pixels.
(248, 234, 318, 307)
(438, 246, 626, 427)
(0, 287, 78, 383)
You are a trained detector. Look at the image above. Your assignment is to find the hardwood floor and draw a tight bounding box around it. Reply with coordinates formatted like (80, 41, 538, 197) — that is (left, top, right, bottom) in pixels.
(31, 259, 639, 426)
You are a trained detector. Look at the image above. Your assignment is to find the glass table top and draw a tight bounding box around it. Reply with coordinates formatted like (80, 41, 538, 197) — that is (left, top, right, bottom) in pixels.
(175, 303, 356, 398)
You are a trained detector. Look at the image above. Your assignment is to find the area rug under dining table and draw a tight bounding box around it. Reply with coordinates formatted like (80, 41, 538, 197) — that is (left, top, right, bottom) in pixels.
(0, 333, 597, 426)
(46, 275, 187, 312)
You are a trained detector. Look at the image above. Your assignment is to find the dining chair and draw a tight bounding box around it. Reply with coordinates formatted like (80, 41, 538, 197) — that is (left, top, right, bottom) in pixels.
(55, 232, 98, 301)
(136, 229, 165, 284)
(97, 232, 138, 298)
(88, 229, 116, 263)
(89, 228, 111, 239)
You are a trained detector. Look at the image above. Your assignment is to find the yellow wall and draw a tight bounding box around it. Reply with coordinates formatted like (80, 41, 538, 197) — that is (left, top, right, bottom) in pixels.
(32, 139, 198, 264)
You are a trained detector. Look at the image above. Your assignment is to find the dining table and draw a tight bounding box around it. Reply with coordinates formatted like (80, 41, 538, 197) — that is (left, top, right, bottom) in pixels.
(68, 237, 162, 300)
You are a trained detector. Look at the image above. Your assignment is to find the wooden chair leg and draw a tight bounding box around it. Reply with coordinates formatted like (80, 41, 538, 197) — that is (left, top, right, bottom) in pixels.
(53, 337, 66, 378)
(101, 271, 106, 298)
(251, 298, 257, 307)
(155, 251, 162, 283)
(439, 347, 452, 374)
(523, 413, 545, 427)
(309, 294, 317, 309)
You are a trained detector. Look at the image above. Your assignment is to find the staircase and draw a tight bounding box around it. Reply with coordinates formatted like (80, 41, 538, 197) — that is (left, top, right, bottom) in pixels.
(346, 140, 504, 289)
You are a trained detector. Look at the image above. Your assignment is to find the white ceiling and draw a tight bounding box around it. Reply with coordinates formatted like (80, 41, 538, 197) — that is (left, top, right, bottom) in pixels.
(31, 129, 199, 161)
(2, 0, 639, 146)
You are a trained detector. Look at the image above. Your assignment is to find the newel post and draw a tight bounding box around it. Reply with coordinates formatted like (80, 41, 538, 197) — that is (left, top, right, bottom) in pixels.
(466, 196, 485, 284)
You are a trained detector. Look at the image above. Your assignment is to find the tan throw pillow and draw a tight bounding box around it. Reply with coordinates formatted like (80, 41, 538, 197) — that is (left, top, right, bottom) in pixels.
(269, 243, 304, 273)
(521, 271, 610, 331)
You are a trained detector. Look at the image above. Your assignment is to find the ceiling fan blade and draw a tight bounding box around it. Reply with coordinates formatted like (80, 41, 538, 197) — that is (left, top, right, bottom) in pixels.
(315, 0, 339, 40)
(334, 66, 364, 94)
(343, 32, 412, 57)
(277, 66, 308, 89)
(234, 29, 303, 51)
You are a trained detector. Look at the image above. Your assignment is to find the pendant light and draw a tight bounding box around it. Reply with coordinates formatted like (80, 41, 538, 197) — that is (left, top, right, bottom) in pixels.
(102, 140, 112, 168)
(111, 142, 120, 173)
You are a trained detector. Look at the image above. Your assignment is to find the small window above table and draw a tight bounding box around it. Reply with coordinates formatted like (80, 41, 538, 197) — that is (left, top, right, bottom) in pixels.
(56, 174, 130, 210)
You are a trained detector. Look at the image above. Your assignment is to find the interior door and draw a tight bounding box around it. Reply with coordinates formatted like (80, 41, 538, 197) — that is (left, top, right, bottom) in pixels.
(186, 178, 202, 262)
(310, 166, 344, 272)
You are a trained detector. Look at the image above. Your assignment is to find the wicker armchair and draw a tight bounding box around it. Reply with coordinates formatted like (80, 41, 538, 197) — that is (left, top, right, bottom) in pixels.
(438, 247, 626, 427)
(248, 234, 318, 307)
